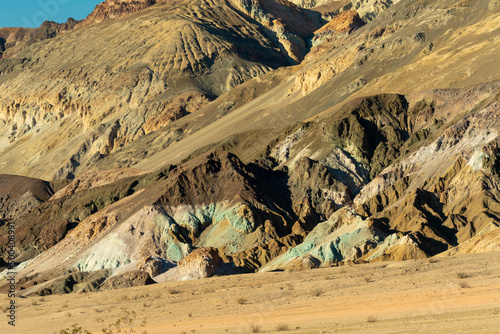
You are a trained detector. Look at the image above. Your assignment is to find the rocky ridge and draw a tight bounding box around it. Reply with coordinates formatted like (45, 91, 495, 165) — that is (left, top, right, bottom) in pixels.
(79, 0, 161, 26)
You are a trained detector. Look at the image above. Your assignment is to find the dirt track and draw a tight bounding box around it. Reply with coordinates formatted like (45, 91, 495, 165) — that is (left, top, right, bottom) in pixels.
(3, 251, 500, 333)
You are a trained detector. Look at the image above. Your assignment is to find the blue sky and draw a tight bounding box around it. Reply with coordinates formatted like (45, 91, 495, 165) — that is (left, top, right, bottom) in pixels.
(0, 0, 103, 28)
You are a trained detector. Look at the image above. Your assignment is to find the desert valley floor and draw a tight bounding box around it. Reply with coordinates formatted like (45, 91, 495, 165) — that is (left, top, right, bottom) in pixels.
(3, 251, 500, 334)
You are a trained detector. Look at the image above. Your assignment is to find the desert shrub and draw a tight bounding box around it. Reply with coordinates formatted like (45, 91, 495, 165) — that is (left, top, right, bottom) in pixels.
(168, 287, 180, 294)
(250, 324, 261, 333)
(276, 323, 289, 331)
(59, 308, 148, 334)
(99, 308, 147, 334)
(312, 288, 324, 297)
(237, 297, 248, 304)
(59, 323, 91, 334)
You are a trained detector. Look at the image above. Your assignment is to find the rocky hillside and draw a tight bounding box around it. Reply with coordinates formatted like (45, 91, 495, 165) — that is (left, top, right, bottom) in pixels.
(1, 0, 500, 295)
(0, 0, 321, 181)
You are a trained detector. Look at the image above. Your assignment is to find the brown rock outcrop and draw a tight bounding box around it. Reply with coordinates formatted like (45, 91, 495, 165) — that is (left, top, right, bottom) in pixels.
(177, 247, 222, 278)
(100, 270, 155, 290)
(0, 174, 53, 220)
(314, 10, 364, 36)
(79, 0, 160, 26)
(230, 0, 322, 63)
(51, 168, 147, 199)
(288, 157, 351, 227)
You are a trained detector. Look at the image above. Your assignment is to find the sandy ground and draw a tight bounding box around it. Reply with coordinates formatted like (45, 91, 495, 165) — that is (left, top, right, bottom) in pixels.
(2, 251, 500, 334)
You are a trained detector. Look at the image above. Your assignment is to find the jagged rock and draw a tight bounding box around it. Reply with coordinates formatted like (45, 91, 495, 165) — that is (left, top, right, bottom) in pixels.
(261, 207, 385, 271)
(0, 174, 53, 220)
(438, 224, 500, 256)
(0, 168, 166, 264)
(288, 157, 352, 225)
(138, 256, 169, 277)
(352, 94, 500, 255)
(80, 0, 159, 26)
(312, 10, 364, 44)
(36, 288, 53, 296)
(228, 234, 302, 270)
(73, 269, 111, 293)
(290, 0, 403, 22)
(231, 0, 322, 63)
(362, 233, 429, 261)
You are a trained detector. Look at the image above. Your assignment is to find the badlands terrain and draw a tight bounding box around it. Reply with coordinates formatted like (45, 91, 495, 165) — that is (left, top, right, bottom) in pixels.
(1, 252, 500, 333)
(1, 0, 500, 332)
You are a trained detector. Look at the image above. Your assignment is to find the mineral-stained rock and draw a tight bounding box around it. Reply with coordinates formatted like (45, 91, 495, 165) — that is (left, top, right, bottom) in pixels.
(261, 207, 385, 270)
(0, 168, 165, 264)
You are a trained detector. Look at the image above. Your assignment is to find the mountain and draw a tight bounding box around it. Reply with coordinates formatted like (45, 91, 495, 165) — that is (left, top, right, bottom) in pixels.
(0, 0, 499, 296)
(0, 0, 321, 180)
